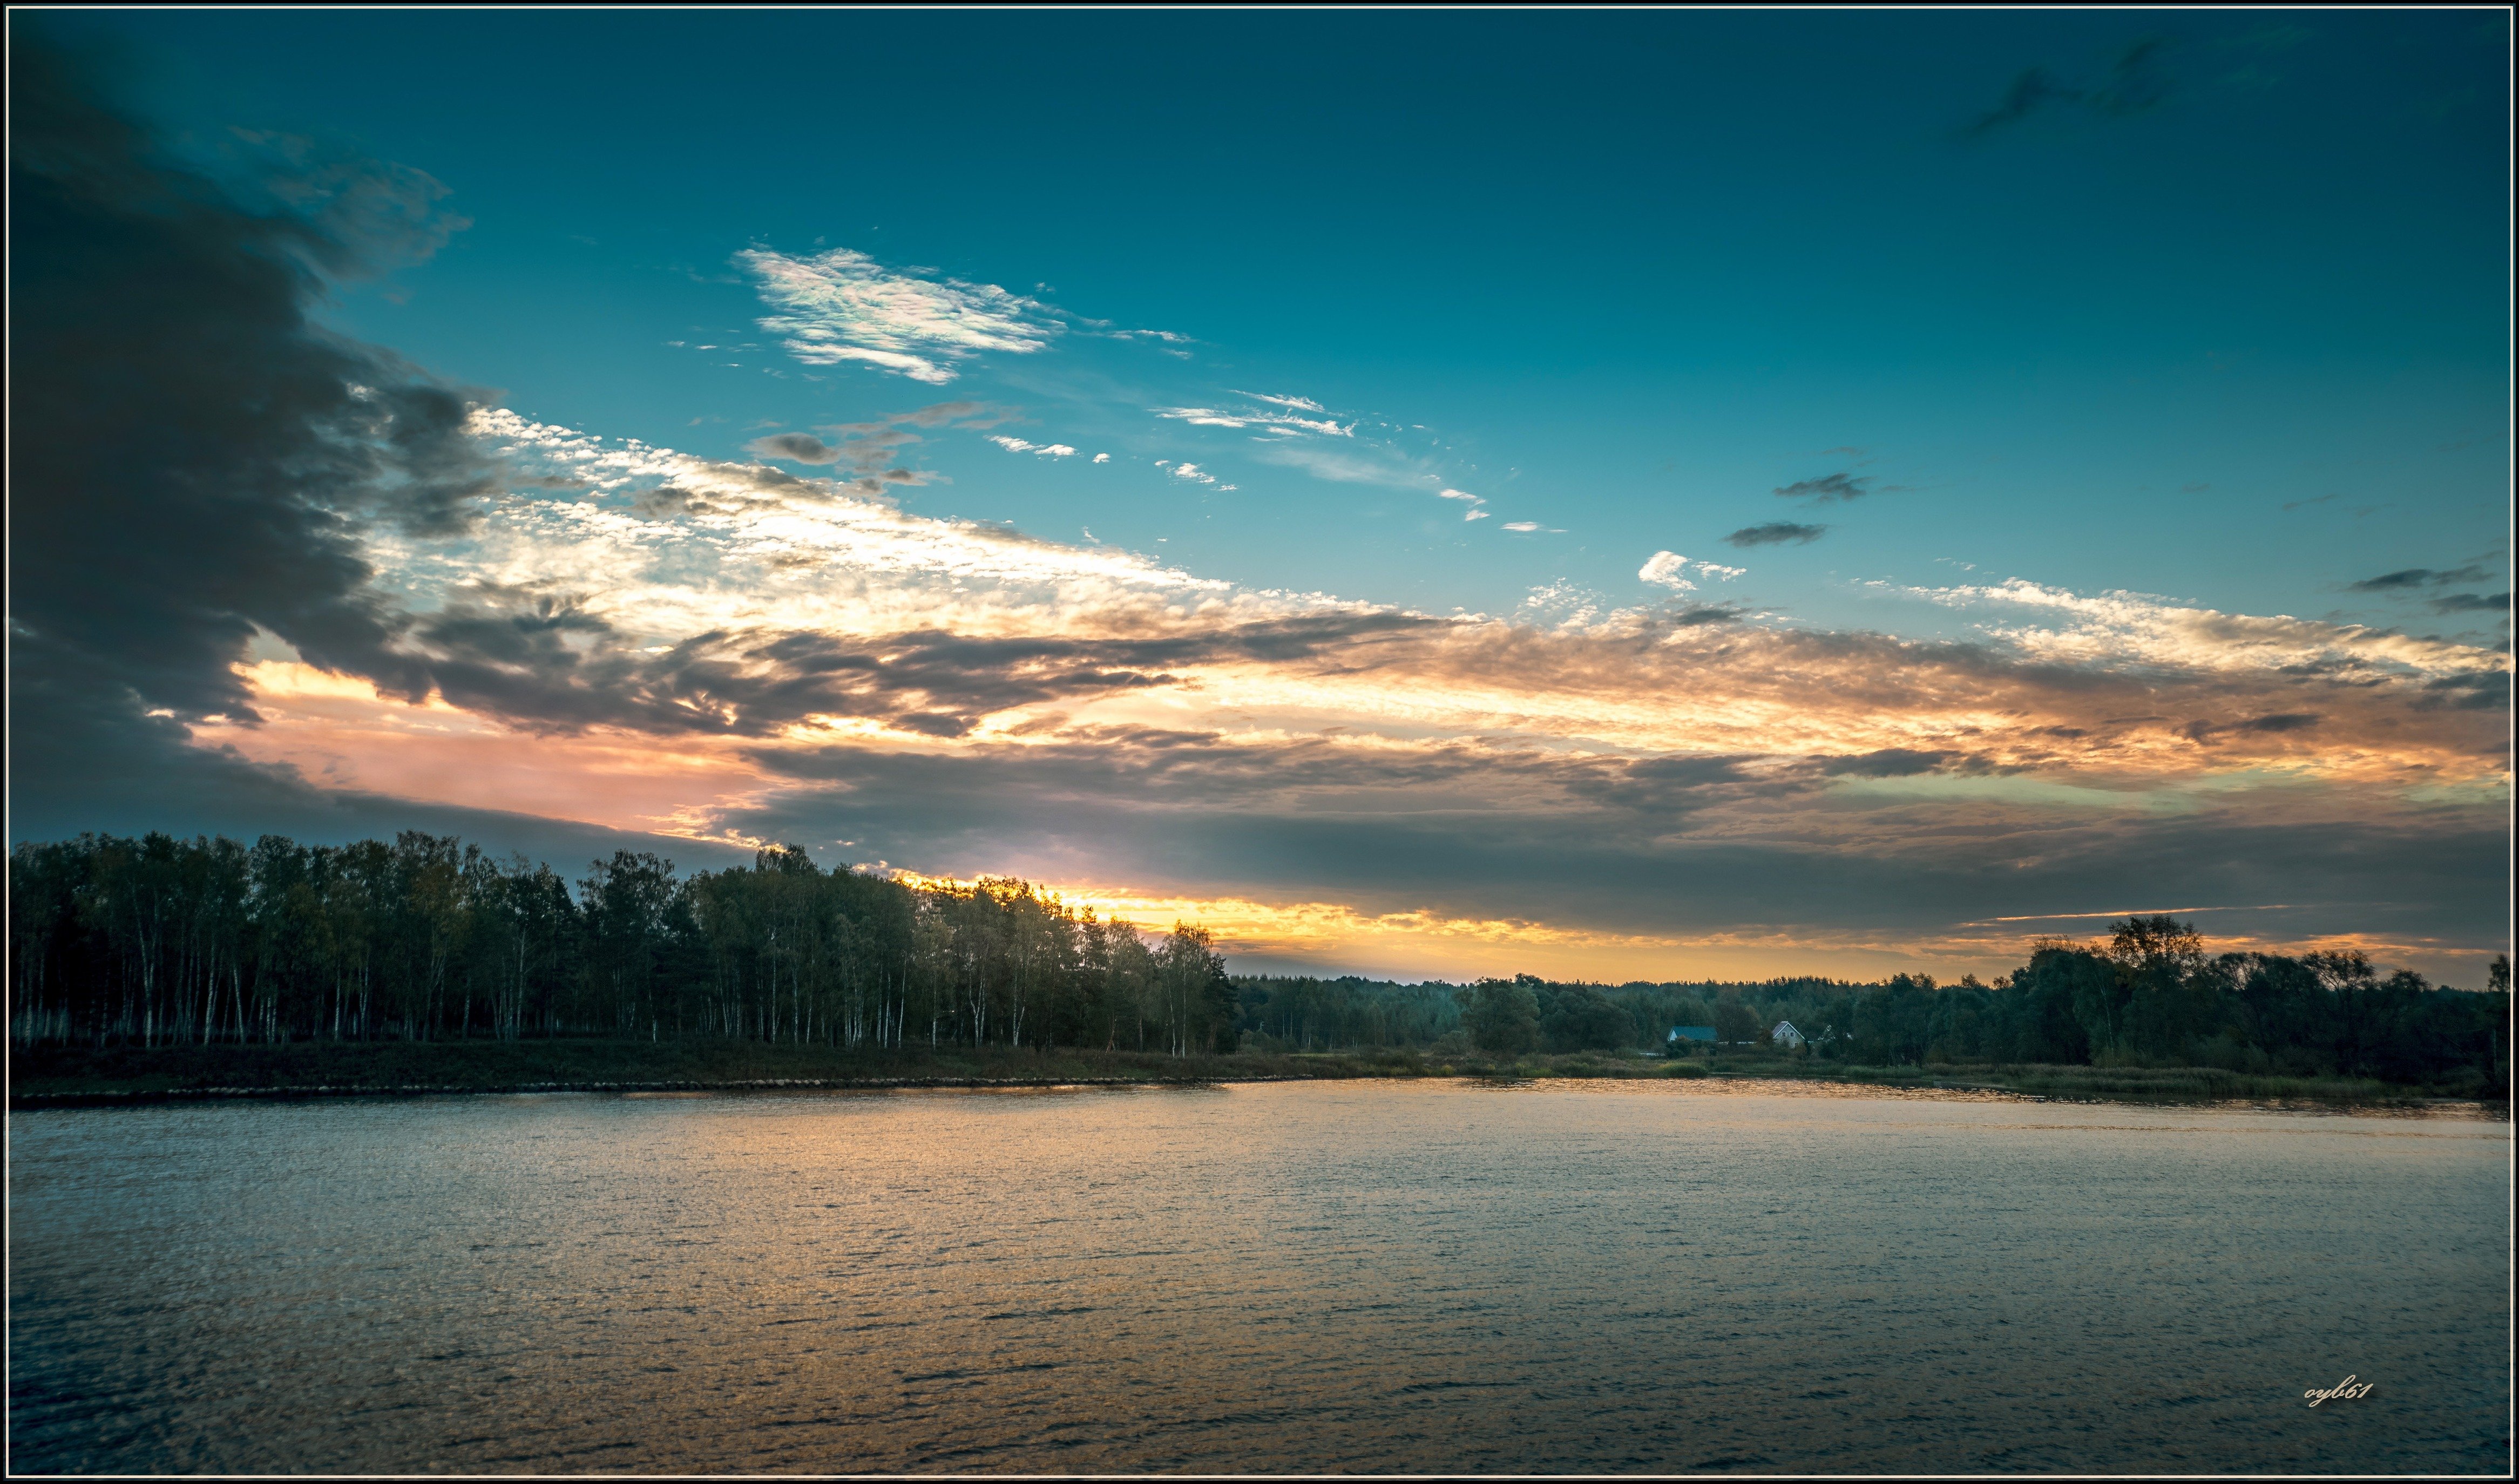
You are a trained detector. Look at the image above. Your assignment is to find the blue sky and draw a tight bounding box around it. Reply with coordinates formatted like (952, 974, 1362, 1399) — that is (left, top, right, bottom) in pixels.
(13, 10, 2511, 982)
(70, 8, 2507, 628)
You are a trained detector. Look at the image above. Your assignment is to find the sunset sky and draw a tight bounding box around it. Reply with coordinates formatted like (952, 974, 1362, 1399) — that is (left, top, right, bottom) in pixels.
(11, 10, 2510, 984)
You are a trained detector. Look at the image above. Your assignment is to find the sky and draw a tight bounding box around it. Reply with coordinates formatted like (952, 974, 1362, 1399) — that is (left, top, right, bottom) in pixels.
(9, 9, 2511, 985)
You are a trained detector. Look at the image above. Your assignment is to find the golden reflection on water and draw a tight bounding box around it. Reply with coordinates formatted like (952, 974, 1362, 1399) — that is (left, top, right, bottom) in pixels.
(9, 1080, 2509, 1473)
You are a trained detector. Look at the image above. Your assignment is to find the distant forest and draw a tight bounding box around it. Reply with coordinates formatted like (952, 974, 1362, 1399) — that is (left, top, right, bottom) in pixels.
(8, 831, 2511, 1091)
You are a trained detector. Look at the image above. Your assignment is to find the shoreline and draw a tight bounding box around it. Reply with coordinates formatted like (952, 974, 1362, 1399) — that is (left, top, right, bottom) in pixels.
(10, 1043, 2503, 1113)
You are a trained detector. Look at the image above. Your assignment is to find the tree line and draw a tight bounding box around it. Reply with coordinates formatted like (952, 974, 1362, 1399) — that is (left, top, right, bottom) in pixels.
(8, 832, 1236, 1054)
(11, 832, 2508, 1091)
(1244, 918, 2509, 1089)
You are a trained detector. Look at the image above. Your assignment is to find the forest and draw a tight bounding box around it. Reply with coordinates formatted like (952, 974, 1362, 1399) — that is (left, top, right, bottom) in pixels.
(9, 831, 1236, 1057)
(8, 830, 2511, 1093)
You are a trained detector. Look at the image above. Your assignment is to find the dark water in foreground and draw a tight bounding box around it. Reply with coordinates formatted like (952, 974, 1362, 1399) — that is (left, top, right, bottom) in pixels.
(8, 1080, 2509, 1474)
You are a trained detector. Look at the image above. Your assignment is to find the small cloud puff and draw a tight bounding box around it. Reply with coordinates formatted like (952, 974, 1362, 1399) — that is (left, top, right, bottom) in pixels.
(1092, 452, 1111, 464)
(1639, 551, 1696, 591)
(1166, 462, 1237, 490)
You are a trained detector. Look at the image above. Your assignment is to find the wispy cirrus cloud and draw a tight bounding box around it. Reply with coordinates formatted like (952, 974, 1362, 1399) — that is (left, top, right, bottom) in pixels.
(1154, 393, 1353, 438)
(989, 435, 1078, 458)
(737, 246, 1056, 384)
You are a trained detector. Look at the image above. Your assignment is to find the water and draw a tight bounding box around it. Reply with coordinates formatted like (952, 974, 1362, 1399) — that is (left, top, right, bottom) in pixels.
(8, 1080, 2509, 1473)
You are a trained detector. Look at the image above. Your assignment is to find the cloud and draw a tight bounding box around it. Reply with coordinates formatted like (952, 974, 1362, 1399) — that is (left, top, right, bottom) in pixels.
(1902, 576, 2501, 682)
(749, 432, 843, 463)
(988, 436, 1077, 457)
(1248, 439, 1437, 490)
(1726, 521, 1829, 547)
(1638, 552, 1695, 590)
(1154, 400, 1352, 437)
(1501, 521, 1544, 534)
(2350, 564, 2495, 592)
(736, 246, 1055, 383)
(2432, 591, 2510, 616)
(1963, 38, 2174, 137)
(741, 401, 989, 494)
(1819, 748, 1951, 778)
(196, 401, 2508, 978)
(8, 28, 491, 764)
(1775, 472, 1872, 503)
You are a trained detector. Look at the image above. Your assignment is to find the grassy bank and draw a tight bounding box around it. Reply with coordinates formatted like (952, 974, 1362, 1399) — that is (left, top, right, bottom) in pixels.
(6, 1039, 1438, 1105)
(8, 1040, 2498, 1108)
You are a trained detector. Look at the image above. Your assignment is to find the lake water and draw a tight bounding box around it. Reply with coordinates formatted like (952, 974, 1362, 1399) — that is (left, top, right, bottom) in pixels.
(8, 1079, 2509, 1473)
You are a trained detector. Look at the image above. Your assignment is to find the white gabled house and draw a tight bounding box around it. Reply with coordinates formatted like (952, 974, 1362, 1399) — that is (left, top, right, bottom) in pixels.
(1770, 1020, 1806, 1050)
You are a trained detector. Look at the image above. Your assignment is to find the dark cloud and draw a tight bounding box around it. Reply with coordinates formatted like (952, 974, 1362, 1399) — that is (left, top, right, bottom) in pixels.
(1819, 748, 1951, 777)
(399, 604, 1445, 740)
(2351, 563, 2495, 592)
(747, 431, 842, 464)
(5, 629, 745, 873)
(1966, 67, 2077, 136)
(2430, 591, 2509, 615)
(2179, 713, 2322, 742)
(742, 401, 996, 493)
(1725, 521, 1829, 547)
(9, 30, 494, 832)
(1964, 38, 2173, 137)
(1773, 472, 1870, 503)
(701, 736, 2507, 974)
(2415, 669, 2512, 714)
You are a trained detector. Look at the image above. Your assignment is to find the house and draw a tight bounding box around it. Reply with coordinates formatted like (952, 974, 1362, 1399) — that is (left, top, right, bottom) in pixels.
(1667, 1025, 1716, 1045)
(1770, 1020, 1806, 1049)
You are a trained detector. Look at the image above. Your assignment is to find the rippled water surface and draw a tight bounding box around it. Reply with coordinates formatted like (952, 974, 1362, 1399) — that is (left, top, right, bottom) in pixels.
(8, 1080, 2509, 1473)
